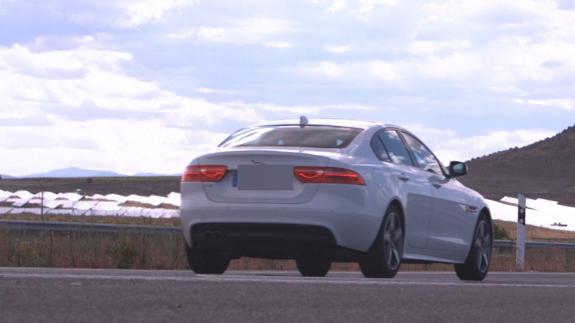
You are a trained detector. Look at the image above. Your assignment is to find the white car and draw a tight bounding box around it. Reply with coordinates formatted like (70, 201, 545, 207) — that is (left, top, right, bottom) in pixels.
(180, 118, 493, 281)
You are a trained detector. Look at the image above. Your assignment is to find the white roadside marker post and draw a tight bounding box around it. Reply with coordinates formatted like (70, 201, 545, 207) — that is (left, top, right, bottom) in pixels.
(40, 191, 44, 221)
(516, 193, 526, 271)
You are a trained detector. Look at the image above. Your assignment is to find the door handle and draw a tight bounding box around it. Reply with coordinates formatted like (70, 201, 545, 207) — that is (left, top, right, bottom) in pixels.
(398, 174, 410, 182)
(432, 182, 441, 189)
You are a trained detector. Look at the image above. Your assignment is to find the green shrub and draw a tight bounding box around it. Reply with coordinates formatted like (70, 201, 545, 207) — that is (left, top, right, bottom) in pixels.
(109, 240, 139, 269)
(494, 223, 510, 240)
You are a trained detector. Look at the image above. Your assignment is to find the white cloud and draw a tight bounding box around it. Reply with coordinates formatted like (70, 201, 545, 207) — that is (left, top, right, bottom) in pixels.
(420, 0, 546, 26)
(61, 0, 199, 28)
(227, 102, 375, 115)
(300, 61, 344, 78)
(0, 43, 131, 77)
(168, 18, 293, 47)
(415, 0, 575, 83)
(514, 98, 575, 111)
(1, 0, 574, 176)
(328, 0, 346, 12)
(0, 42, 266, 175)
(264, 42, 294, 49)
(0, 120, 229, 176)
(301, 34, 575, 92)
(0, 40, 380, 175)
(298, 0, 575, 105)
(193, 87, 238, 95)
(323, 44, 352, 54)
(298, 60, 400, 83)
(169, 26, 224, 41)
(353, 0, 397, 22)
(119, 0, 198, 28)
(0, 44, 263, 124)
(406, 40, 472, 55)
(314, 0, 397, 21)
(0, 0, 9, 12)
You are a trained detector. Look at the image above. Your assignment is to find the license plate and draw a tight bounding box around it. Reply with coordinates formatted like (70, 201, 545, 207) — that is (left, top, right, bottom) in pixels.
(237, 165, 293, 190)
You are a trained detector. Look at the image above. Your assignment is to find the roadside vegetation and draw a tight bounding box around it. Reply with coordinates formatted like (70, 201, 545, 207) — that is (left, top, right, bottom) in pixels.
(2, 215, 575, 272)
(493, 222, 511, 240)
(494, 220, 575, 242)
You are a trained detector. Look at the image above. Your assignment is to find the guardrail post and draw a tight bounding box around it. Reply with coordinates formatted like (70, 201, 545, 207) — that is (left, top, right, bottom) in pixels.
(516, 193, 526, 271)
(48, 231, 54, 267)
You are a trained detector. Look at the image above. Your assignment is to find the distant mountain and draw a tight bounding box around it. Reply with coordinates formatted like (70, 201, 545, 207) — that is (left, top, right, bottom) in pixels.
(25, 167, 126, 178)
(460, 125, 575, 207)
(134, 172, 174, 177)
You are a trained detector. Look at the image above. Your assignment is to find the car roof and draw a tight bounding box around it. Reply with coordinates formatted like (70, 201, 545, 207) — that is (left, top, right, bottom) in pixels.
(250, 118, 382, 130)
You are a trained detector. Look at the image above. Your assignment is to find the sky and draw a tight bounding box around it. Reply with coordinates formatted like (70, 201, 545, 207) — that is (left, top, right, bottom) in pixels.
(1, 0, 574, 176)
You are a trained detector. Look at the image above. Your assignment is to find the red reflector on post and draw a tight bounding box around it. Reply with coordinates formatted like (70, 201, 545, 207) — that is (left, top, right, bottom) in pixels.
(182, 165, 228, 182)
(293, 167, 365, 185)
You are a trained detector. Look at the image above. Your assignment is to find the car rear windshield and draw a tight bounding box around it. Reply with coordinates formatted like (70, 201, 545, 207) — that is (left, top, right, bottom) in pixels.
(219, 126, 363, 149)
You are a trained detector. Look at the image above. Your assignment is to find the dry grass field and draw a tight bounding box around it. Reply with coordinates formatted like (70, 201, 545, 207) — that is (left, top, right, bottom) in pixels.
(494, 219, 575, 241)
(2, 214, 575, 272)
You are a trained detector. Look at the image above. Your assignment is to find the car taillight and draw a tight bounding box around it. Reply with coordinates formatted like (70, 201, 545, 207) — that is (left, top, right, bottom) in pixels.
(182, 165, 228, 182)
(293, 166, 365, 185)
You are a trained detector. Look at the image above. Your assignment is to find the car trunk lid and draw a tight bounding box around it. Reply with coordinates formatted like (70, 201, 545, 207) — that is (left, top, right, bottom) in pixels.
(196, 148, 338, 204)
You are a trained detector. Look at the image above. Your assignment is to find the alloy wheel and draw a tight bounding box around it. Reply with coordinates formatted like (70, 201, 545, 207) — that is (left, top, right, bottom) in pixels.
(474, 220, 492, 274)
(383, 211, 403, 271)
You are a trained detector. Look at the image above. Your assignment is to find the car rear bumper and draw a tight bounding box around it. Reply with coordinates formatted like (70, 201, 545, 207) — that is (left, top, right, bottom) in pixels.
(180, 180, 386, 256)
(181, 203, 382, 255)
(189, 222, 356, 260)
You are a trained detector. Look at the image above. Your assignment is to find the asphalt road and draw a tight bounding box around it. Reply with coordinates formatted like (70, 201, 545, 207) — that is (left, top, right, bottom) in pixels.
(1, 268, 575, 323)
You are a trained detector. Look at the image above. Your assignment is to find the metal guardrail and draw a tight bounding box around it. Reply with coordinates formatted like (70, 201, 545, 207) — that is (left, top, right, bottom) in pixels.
(493, 240, 575, 249)
(1, 220, 575, 249)
(0, 220, 179, 234)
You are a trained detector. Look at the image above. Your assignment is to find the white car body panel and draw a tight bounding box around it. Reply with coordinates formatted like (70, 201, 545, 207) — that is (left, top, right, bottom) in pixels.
(180, 119, 490, 264)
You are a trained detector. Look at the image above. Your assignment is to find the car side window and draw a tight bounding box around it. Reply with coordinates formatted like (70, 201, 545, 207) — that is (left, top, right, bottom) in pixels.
(377, 130, 413, 166)
(370, 134, 391, 162)
(401, 132, 443, 175)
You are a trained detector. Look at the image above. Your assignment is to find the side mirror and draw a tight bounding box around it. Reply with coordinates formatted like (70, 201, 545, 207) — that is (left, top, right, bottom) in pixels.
(448, 161, 468, 178)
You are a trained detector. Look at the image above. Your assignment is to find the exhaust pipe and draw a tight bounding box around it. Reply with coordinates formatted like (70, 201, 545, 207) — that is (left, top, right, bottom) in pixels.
(204, 231, 224, 240)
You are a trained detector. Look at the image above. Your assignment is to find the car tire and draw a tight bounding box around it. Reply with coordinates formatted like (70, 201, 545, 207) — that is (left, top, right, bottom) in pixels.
(296, 255, 331, 277)
(454, 214, 492, 281)
(360, 205, 404, 278)
(185, 244, 230, 275)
